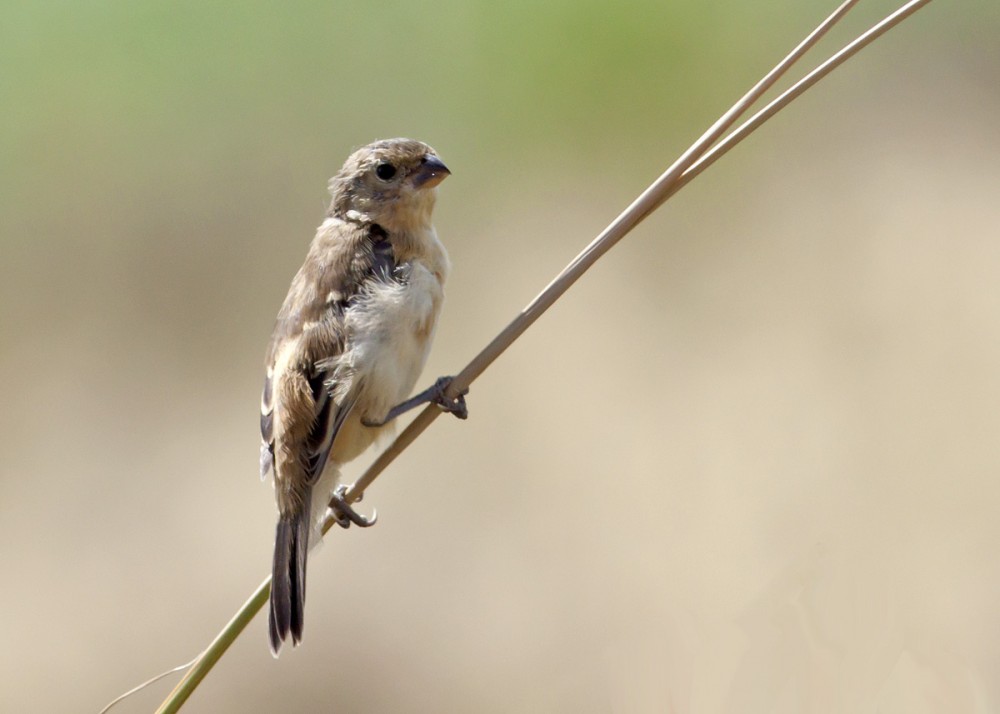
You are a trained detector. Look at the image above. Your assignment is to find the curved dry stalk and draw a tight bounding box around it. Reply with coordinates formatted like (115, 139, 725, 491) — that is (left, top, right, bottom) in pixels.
(340, 0, 866, 508)
(151, 582, 269, 714)
(341, 0, 936, 506)
(146, 2, 935, 712)
(98, 657, 199, 714)
(655, 0, 936, 210)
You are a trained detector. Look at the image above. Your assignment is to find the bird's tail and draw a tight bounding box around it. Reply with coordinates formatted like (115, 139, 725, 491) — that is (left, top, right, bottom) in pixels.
(269, 493, 311, 656)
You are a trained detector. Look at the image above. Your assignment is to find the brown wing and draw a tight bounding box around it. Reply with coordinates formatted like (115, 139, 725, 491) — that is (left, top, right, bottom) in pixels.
(259, 219, 395, 488)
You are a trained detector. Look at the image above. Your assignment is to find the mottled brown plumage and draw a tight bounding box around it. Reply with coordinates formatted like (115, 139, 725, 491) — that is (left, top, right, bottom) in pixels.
(261, 139, 451, 654)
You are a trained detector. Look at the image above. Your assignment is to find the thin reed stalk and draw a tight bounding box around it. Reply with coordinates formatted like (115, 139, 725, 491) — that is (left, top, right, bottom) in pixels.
(135, 3, 936, 712)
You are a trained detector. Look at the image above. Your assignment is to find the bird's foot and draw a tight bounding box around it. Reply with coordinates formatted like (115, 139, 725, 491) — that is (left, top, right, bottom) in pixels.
(426, 376, 469, 420)
(328, 484, 377, 528)
(361, 375, 469, 427)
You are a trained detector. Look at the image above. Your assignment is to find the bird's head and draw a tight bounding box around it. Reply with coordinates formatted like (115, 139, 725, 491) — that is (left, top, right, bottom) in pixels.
(327, 138, 450, 233)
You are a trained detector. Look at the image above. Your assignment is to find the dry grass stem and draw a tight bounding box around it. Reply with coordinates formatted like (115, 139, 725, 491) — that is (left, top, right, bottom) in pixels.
(139, 2, 936, 712)
(339, 0, 865, 508)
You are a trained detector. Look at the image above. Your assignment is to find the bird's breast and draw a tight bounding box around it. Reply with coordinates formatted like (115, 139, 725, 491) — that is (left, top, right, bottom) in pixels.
(342, 259, 445, 425)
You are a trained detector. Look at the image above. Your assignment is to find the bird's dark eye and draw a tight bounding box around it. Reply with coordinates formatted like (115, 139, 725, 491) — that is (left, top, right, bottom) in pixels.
(375, 162, 397, 181)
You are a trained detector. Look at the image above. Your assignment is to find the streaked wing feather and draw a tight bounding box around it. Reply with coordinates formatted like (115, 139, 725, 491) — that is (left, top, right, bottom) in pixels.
(304, 371, 357, 485)
(262, 220, 394, 485)
(260, 370, 275, 479)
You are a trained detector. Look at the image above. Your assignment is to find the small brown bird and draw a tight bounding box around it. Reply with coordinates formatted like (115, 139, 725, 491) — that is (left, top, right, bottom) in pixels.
(260, 139, 466, 655)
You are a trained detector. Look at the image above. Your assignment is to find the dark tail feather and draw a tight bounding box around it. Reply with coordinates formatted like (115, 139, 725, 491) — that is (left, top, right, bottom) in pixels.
(269, 497, 311, 656)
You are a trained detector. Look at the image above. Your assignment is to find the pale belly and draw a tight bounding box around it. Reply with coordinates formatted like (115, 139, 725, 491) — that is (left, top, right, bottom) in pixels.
(307, 262, 444, 533)
(329, 260, 444, 464)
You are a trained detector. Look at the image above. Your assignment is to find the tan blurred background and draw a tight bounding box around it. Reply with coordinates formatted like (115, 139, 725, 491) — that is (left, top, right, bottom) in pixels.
(3, 1, 1000, 712)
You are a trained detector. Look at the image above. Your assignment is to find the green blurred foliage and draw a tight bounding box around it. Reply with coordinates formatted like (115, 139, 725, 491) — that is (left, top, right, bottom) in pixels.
(1, 0, 995, 232)
(2, 0, 995, 350)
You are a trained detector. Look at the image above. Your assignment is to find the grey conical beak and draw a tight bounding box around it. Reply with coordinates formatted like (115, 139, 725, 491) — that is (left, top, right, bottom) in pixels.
(412, 155, 451, 189)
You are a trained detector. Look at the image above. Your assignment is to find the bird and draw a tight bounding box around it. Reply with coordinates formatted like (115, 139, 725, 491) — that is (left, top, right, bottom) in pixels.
(259, 138, 466, 655)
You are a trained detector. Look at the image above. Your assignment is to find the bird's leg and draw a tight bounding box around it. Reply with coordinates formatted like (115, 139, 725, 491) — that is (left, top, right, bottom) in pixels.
(361, 376, 469, 427)
(328, 484, 377, 528)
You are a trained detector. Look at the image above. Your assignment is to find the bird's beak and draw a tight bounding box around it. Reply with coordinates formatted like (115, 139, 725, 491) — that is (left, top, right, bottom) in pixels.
(412, 155, 451, 189)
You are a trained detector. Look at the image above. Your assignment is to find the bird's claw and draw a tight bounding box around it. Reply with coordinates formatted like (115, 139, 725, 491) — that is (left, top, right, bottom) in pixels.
(329, 484, 377, 528)
(361, 375, 470, 427)
(430, 376, 469, 420)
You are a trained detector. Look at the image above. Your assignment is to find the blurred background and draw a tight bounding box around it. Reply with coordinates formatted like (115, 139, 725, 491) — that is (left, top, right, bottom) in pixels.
(3, 1, 1000, 712)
